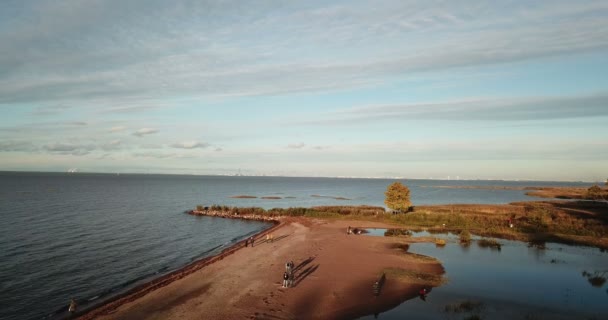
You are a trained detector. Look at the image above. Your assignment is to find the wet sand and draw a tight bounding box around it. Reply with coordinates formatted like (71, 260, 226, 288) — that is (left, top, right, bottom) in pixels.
(84, 218, 443, 320)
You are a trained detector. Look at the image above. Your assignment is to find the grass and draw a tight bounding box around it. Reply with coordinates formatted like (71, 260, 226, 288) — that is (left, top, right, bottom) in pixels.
(382, 267, 445, 286)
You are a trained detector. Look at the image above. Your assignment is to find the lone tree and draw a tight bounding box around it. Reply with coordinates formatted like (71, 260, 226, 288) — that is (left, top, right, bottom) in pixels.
(384, 182, 412, 212)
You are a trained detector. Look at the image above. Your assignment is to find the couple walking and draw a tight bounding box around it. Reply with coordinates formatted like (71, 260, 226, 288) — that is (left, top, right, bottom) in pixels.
(282, 260, 295, 288)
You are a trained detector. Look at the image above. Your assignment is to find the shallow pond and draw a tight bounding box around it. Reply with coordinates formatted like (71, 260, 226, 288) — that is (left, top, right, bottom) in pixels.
(360, 230, 608, 319)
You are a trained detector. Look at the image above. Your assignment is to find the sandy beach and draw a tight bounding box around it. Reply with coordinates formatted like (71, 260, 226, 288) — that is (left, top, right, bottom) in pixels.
(82, 217, 443, 320)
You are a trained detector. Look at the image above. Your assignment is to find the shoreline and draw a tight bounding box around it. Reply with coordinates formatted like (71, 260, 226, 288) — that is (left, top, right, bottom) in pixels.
(77, 197, 607, 319)
(76, 217, 282, 320)
(83, 214, 445, 320)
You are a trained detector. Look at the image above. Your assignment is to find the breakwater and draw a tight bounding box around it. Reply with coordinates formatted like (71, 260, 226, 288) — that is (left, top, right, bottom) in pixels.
(187, 209, 281, 222)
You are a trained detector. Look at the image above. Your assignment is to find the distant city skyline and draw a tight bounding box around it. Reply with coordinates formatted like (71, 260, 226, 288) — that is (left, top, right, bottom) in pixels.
(1, 1, 608, 181)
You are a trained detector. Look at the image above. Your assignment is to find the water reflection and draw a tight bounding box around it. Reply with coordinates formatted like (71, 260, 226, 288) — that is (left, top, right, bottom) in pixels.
(582, 270, 607, 288)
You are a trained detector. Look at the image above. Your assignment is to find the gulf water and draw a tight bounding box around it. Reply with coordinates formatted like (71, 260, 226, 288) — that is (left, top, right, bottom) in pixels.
(0, 172, 595, 319)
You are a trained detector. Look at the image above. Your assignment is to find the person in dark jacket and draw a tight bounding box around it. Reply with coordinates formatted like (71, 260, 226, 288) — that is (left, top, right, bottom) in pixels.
(283, 272, 289, 288)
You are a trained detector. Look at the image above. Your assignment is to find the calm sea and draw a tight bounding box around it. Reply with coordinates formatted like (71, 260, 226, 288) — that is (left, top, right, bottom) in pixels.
(0, 172, 594, 320)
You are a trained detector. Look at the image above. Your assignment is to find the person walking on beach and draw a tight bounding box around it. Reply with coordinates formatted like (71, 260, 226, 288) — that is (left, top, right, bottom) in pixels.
(266, 234, 270, 242)
(419, 288, 428, 301)
(347, 226, 351, 235)
(270, 233, 274, 243)
(249, 236, 254, 247)
(68, 298, 77, 314)
(283, 272, 289, 288)
(286, 261, 292, 274)
(245, 238, 249, 247)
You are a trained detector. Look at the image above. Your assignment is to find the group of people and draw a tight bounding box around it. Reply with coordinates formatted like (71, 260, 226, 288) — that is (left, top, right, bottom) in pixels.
(282, 260, 295, 288)
(244, 232, 277, 247)
(265, 233, 274, 243)
(347, 226, 362, 235)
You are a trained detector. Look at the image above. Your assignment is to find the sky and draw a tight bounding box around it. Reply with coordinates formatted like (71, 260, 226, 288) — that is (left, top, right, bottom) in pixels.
(1, 0, 607, 181)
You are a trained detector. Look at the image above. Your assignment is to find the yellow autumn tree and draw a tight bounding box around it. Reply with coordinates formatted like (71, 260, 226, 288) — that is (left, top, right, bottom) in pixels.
(384, 182, 412, 212)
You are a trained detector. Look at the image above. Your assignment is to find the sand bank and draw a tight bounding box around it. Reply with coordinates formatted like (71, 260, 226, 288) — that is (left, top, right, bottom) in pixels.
(81, 217, 443, 320)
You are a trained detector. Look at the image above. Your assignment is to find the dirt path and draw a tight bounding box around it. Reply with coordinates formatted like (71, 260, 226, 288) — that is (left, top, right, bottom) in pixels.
(93, 218, 443, 320)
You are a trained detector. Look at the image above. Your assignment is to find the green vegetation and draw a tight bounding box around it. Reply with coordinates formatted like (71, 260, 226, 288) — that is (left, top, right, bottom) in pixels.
(384, 182, 412, 212)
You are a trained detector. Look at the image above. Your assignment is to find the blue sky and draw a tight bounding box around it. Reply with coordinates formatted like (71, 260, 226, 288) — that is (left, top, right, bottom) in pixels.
(1, 0, 607, 181)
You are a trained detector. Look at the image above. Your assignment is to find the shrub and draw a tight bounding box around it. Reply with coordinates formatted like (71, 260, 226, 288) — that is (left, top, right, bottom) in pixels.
(477, 238, 501, 249)
(586, 185, 603, 200)
(459, 230, 472, 244)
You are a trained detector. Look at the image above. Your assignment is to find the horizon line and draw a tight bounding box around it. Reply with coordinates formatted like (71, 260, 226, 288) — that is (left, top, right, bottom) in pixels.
(0, 170, 600, 184)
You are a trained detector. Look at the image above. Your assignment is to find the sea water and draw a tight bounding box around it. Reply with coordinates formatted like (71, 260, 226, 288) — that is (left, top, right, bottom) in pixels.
(0, 172, 595, 319)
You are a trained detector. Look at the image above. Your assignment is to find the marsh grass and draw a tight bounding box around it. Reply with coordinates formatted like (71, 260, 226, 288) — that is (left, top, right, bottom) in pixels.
(444, 300, 483, 313)
(477, 238, 502, 249)
(384, 229, 413, 237)
(193, 200, 608, 249)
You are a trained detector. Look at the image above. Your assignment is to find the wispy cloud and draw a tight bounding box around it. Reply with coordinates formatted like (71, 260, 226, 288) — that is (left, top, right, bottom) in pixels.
(1, 1, 607, 105)
(286, 142, 306, 149)
(299, 92, 608, 125)
(133, 128, 158, 137)
(170, 141, 210, 149)
(43, 142, 95, 156)
(0, 141, 37, 152)
(109, 126, 127, 133)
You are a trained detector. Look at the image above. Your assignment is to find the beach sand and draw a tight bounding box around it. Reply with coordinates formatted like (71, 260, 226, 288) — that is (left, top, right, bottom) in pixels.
(86, 218, 443, 320)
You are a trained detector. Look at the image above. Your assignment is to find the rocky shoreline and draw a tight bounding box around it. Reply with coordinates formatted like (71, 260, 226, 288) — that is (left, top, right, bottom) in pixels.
(187, 209, 281, 222)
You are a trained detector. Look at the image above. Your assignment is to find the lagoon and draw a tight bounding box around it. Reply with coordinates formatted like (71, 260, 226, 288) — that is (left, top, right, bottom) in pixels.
(360, 231, 608, 319)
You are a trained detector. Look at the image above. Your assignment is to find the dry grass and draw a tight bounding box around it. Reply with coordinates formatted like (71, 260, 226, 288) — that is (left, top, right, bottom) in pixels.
(382, 267, 445, 286)
(525, 186, 608, 200)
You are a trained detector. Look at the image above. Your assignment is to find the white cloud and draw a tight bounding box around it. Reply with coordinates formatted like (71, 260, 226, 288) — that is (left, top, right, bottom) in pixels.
(133, 128, 158, 137)
(109, 126, 127, 132)
(287, 142, 306, 149)
(170, 141, 210, 149)
(43, 142, 95, 155)
(1, 1, 607, 105)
